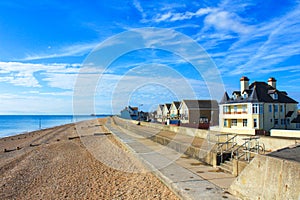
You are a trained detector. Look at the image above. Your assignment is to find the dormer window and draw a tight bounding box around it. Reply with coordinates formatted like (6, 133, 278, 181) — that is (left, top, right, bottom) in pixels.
(243, 93, 248, 98)
(271, 93, 278, 100)
(268, 90, 278, 100)
(232, 91, 241, 100)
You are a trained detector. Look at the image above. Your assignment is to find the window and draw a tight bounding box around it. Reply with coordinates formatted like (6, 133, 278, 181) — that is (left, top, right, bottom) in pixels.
(200, 117, 208, 123)
(243, 119, 247, 127)
(296, 123, 300, 129)
(287, 119, 290, 125)
(243, 93, 248, 98)
(274, 119, 279, 125)
(223, 106, 230, 114)
(231, 119, 237, 126)
(234, 105, 237, 113)
(273, 93, 278, 100)
(280, 105, 283, 112)
(259, 104, 264, 114)
(253, 119, 258, 128)
(269, 105, 272, 112)
(252, 104, 259, 114)
(274, 105, 278, 112)
(242, 105, 247, 113)
(281, 119, 285, 125)
(224, 119, 228, 127)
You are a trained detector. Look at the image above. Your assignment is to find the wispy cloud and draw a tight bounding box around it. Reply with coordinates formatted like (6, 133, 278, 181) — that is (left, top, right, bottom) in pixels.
(152, 7, 214, 23)
(226, 4, 300, 75)
(133, 0, 146, 19)
(22, 42, 98, 61)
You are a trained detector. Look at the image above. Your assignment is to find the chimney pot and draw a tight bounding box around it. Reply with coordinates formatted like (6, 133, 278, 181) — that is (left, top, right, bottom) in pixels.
(268, 77, 277, 88)
(240, 76, 249, 93)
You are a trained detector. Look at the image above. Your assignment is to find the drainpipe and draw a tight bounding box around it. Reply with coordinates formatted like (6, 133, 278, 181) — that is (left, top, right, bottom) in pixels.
(284, 104, 287, 130)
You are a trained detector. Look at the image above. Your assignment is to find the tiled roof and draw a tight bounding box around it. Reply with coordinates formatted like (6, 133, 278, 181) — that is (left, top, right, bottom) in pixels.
(220, 82, 298, 104)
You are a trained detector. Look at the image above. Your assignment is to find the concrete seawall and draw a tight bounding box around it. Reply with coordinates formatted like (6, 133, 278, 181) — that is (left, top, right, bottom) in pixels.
(137, 120, 300, 152)
(229, 154, 300, 200)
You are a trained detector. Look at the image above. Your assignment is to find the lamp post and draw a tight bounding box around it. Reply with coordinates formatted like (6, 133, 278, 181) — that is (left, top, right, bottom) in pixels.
(138, 104, 143, 124)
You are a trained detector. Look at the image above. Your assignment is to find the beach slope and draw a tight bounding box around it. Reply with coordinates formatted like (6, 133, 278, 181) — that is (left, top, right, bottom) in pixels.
(0, 118, 178, 199)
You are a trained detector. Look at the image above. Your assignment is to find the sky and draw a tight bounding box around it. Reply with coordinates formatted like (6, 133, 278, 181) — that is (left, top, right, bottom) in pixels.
(0, 0, 299, 114)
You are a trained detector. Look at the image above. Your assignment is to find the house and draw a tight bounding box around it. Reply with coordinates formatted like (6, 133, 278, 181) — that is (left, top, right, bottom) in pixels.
(162, 103, 171, 123)
(169, 101, 181, 119)
(155, 104, 164, 122)
(291, 110, 300, 129)
(139, 111, 150, 122)
(120, 106, 138, 120)
(179, 100, 219, 128)
(219, 76, 299, 135)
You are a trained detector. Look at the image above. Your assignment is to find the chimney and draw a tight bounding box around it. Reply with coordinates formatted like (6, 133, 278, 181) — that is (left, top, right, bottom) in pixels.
(268, 77, 277, 89)
(240, 76, 249, 93)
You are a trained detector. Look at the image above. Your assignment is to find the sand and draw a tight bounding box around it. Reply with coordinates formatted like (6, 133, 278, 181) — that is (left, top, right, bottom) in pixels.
(0, 118, 179, 200)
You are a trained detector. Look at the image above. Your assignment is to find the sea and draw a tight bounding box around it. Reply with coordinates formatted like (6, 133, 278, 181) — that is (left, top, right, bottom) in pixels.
(0, 115, 111, 138)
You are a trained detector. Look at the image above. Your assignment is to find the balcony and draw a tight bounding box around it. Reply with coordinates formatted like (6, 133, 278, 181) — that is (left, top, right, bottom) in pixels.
(223, 111, 248, 115)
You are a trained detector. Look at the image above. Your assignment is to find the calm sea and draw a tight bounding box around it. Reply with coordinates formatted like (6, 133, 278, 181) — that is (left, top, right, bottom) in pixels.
(0, 115, 110, 138)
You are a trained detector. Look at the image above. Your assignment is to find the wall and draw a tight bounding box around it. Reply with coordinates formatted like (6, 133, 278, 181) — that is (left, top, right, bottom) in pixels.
(263, 103, 298, 131)
(122, 117, 300, 153)
(271, 129, 300, 138)
(218, 127, 256, 135)
(229, 155, 300, 200)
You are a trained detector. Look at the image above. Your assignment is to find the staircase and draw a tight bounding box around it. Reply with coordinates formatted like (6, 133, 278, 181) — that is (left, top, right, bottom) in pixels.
(219, 159, 234, 174)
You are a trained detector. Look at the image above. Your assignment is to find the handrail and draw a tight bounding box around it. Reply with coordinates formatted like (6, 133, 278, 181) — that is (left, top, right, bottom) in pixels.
(232, 136, 265, 162)
(232, 140, 250, 162)
(216, 134, 237, 153)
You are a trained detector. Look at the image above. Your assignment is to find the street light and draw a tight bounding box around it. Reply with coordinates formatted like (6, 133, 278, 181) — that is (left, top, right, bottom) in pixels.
(138, 104, 143, 124)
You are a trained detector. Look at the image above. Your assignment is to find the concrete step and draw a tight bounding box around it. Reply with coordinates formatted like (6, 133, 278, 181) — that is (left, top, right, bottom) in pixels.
(219, 160, 234, 174)
(219, 165, 233, 174)
(220, 162, 233, 171)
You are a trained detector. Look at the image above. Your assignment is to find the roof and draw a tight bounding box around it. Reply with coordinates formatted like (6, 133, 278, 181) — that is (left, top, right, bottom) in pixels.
(240, 76, 249, 81)
(157, 104, 164, 111)
(129, 106, 138, 111)
(164, 103, 171, 110)
(182, 100, 218, 109)
(291, 115, 300, 123)
(220, 81, 298, 104)
(172, 101, 181, 109)
(286, 111, 294, 118)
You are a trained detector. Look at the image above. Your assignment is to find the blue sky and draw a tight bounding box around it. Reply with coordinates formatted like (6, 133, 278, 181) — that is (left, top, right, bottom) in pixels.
(0, 0, 299, 114)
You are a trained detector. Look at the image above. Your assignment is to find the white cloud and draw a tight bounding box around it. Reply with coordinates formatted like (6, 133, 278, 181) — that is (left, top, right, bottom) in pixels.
(133, 0, 146, 19)
(227, 4, 300, 75)
(152, 7, 214, 23)
(203, 10, 252, 35)
(23, 42, 98, 61)
(0, 61, 83, 89)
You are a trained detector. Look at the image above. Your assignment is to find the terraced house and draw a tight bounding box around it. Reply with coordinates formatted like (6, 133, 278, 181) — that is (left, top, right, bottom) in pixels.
(219, 76, 299, 135)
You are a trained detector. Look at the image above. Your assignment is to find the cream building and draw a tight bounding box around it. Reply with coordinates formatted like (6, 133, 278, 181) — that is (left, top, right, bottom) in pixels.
(169, 101, 180, 119)
(219, 77, 299, 135)
(155, 104, 164, 122)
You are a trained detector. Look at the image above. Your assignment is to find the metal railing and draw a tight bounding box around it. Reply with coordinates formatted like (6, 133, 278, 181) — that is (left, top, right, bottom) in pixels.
(215, 133, 238, 163)
(232, 136, 265, 162)
(216, 134, 237, 152)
